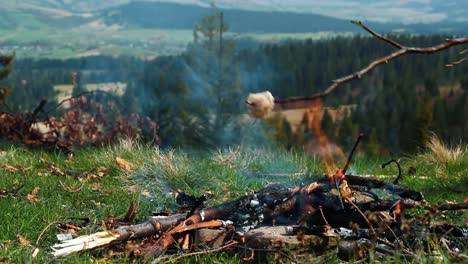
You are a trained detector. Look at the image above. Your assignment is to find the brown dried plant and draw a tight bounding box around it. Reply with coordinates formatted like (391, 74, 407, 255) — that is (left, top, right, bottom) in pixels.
(0, 94, 160, 152)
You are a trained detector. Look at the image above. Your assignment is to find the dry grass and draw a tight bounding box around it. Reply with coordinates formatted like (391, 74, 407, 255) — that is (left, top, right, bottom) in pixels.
(211, 146, 252, 169)
(418, 134, 467, 178)
(423, 134, 466, 166)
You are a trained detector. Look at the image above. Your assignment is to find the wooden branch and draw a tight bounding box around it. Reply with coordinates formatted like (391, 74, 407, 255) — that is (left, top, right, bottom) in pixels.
(31, 99, 48, 120)
(274, 21, 468, 104)
(435, 202, 468, 211)
(351, 20, 403, 49)
(445, 57, 467, 67)
(381, 159, 402, 185)
(342, 133, 364, 174)
(52, 213, 187, 257)
(45, 90, 113, 114)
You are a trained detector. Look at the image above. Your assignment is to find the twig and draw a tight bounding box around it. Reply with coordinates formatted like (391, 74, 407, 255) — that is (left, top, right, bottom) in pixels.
(45, 90, 113, 114)
(123, 199, 140, 223)
(318, 206, 330, 226)
(374, 244, 415, 260)
(244, 171, 307, 178)
(31, 99, 47, 120)
(58, 181, 84, 193)
(274, 21, 468, 103)
(342, 133, 364, 174)
(441, 238, 468, 261)
(351, 20, 404, 49)
(156, 241, 238, 264)
(435, 202, 468, 211)
(375, 237, 413, 257)
(35, 221, 61, 246)
(241, 246, 255, 261)
(381, 159, 402, 184)
(345, 197, 376, 235)
(445, 57, 467, 67)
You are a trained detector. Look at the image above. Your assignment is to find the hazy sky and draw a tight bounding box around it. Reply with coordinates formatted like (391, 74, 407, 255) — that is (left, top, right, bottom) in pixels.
(160, 0, 466, 24)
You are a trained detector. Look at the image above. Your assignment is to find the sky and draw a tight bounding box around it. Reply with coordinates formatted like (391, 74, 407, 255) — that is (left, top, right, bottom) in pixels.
(157, 0, 467, 24)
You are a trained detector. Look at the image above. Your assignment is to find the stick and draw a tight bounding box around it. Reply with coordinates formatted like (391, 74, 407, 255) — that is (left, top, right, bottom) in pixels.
(345, 197, 376, 235)
(274, 22, 468, 103)
(435, 202, 468, 211)
(45, 90, 114, 114)
(343, 133, 364, 174)
(381, 159, 402, 185)
(36, 221, 61, 246)
(52, 213, 187, 257)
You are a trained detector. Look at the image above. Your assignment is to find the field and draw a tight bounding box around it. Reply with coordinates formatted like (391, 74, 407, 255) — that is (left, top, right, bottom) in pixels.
(0, 137, 466, 263)
(54, 82, 126, 106)
(0, 24, 355, 59)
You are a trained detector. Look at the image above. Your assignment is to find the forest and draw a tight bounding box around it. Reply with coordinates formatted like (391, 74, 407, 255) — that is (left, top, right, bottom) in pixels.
(3, 32, 467, 156)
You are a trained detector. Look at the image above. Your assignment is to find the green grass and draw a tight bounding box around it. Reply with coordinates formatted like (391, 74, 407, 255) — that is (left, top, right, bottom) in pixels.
(0, 139, 466, 263)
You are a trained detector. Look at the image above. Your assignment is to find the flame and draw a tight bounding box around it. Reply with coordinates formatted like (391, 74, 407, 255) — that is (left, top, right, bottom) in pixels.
(306, 99, 345, 182)
(393, 200, 401, 219)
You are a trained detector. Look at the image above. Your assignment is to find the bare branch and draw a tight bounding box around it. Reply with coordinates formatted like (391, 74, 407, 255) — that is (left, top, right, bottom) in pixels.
(351, 20, 404, 49)
(445, 57, 467, 67)
(274, 21, 468, 104)
(45, 90, 114, 114)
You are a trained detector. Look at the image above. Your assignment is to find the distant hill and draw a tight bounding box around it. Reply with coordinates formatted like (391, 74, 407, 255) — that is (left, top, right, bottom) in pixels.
(1, 0, 466, 58)
(99, 1, 468, 34)
(1, 1, 467, 34)
(100, 2, 361, 33)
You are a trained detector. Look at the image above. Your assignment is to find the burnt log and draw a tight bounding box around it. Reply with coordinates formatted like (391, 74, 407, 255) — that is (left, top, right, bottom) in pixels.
(344, 174, 424, 201)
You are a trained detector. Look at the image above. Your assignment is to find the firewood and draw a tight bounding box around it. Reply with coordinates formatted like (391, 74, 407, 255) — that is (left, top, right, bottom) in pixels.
(52, 213, 187, 257)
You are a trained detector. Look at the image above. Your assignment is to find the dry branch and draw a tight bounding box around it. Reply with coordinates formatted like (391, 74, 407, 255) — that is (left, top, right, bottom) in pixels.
(51, 175, 467, 261)
(274, 21, 468, 104)
(52, 213, 187, 257)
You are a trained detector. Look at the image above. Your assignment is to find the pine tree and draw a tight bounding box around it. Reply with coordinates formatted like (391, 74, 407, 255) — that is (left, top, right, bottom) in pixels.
(188, 6, 242, 146)
(72, 71, 85, 96)
(121, 81, 139, 115)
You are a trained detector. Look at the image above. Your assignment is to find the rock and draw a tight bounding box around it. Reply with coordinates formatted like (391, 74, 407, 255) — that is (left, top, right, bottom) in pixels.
(244, 226, 339, 263)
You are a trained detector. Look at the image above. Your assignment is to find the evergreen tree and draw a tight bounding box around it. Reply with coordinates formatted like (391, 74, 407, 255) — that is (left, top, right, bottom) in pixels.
(187, 6, 242, 146)
(72, 71, 86, 96)
(121, 81, 139, 115)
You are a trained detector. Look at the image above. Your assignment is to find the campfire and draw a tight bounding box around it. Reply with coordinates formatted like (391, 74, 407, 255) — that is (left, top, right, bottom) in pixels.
(52, 21, 468, 262)
(51, 134, 467, 262)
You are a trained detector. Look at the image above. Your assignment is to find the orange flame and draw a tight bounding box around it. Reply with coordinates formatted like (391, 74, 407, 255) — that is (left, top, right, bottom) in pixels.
(393, 201, 401, 218)
(306, 99, 345, 182)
